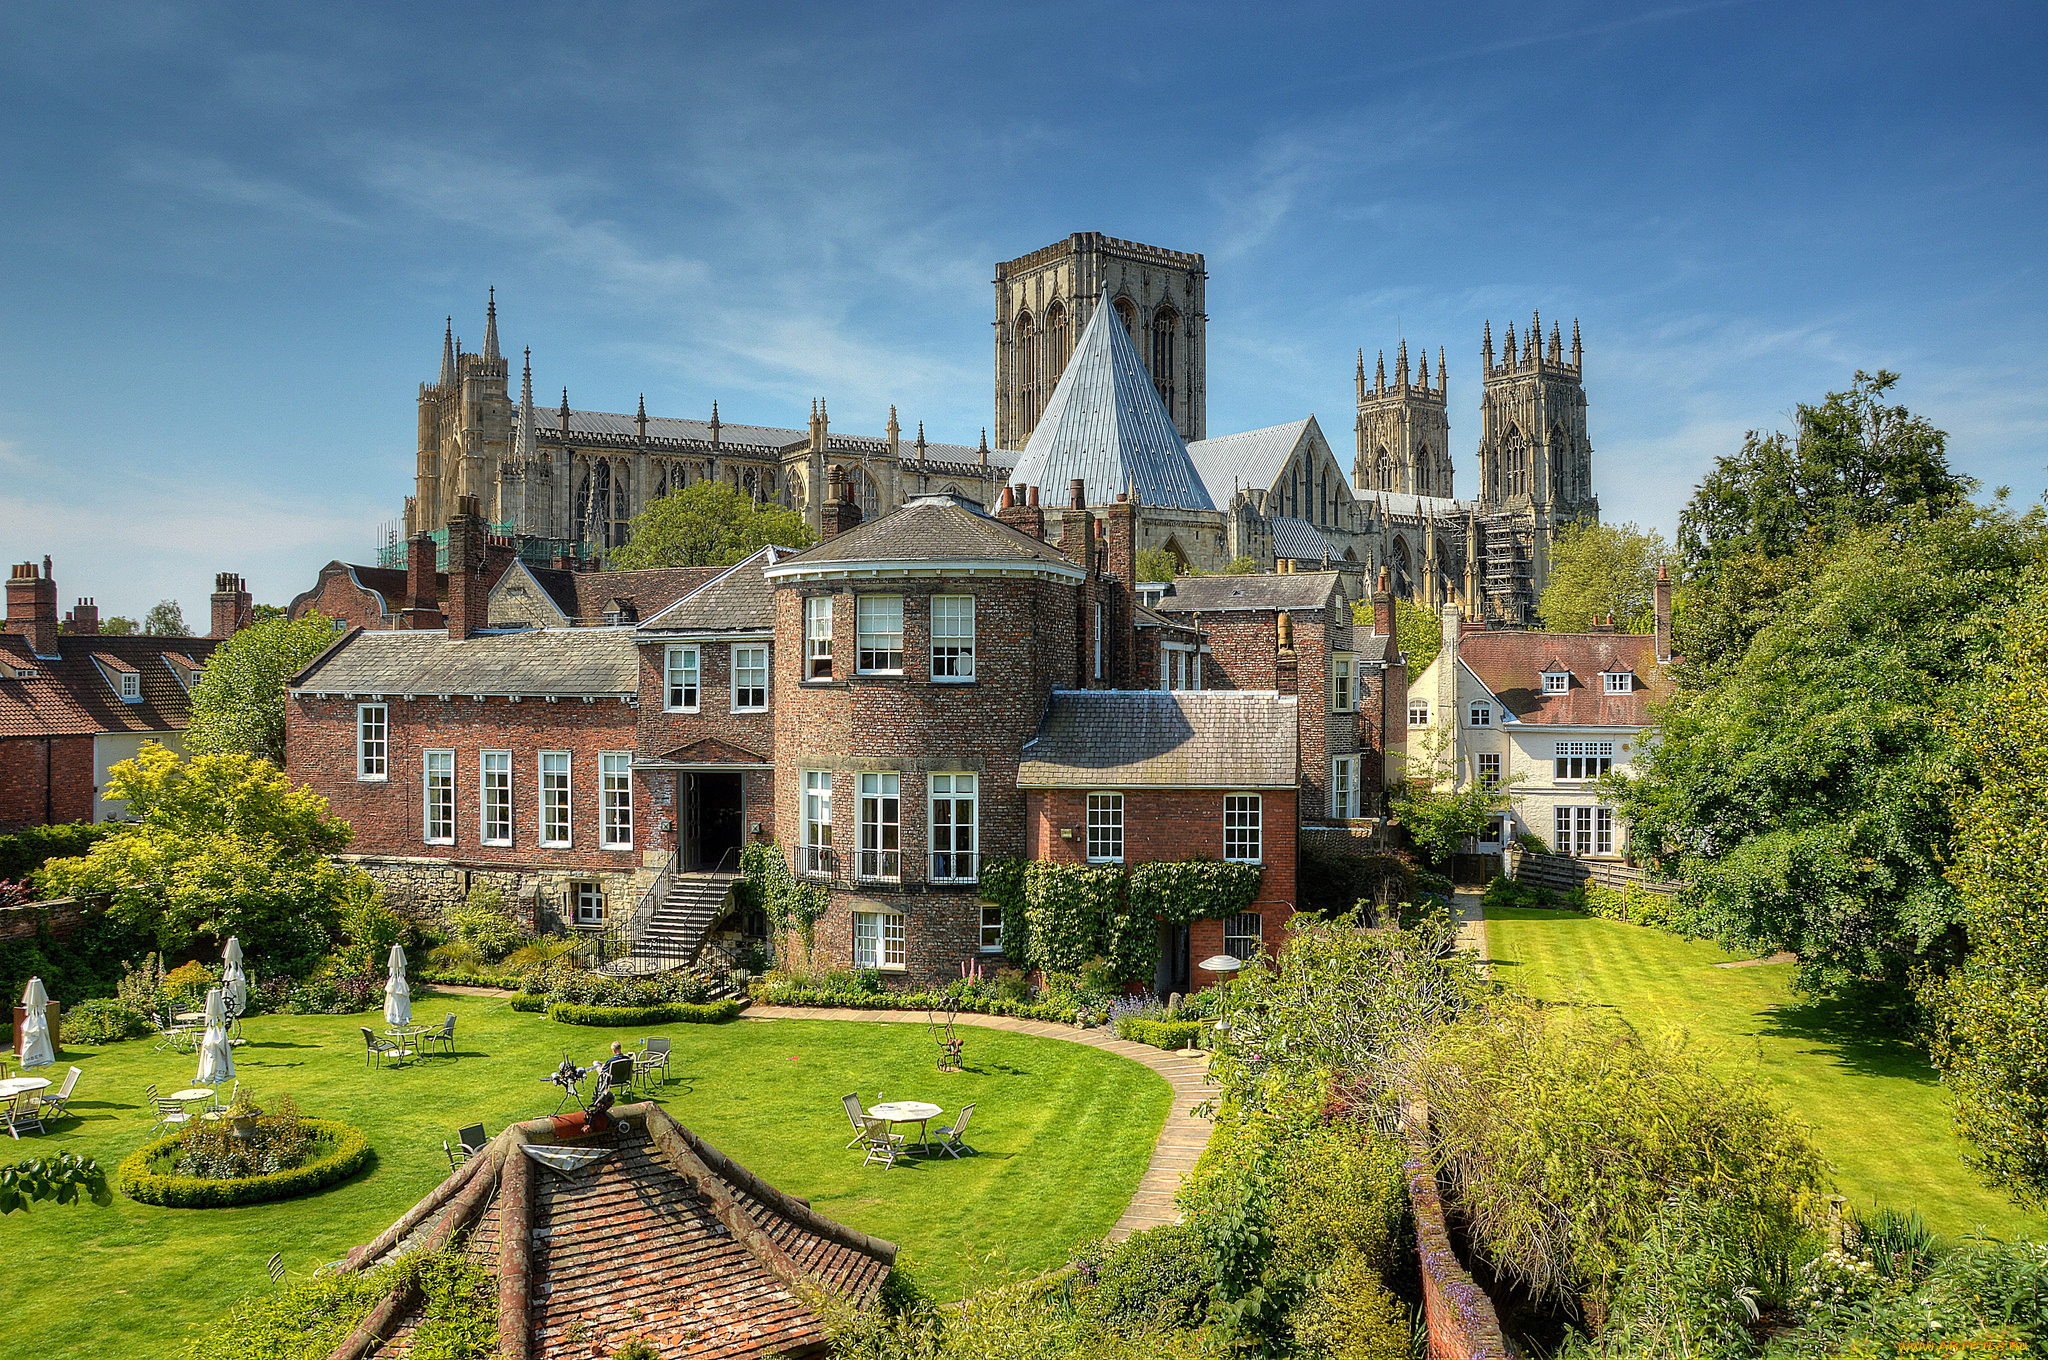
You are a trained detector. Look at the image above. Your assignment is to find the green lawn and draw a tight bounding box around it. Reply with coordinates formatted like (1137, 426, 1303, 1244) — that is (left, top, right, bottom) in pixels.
(1484, 906, 2043, 1241)
(0, 994, 1172, 1359)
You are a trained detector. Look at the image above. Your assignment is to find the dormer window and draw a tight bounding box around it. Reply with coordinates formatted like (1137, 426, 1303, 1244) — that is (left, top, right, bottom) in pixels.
(1542, 671, 1570, 695)
(119, 672, 140, 702)
(1603, 672, 1632, 695)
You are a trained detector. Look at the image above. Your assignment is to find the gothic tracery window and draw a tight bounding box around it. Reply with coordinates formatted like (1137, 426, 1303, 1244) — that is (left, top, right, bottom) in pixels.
(1045, 301, 1071, 383)
(1112, 295, 1137, 340)
(1504, 427, 1529, 498)
(1016, 311, 1038, 432)
(1151, 306, 1178, 416)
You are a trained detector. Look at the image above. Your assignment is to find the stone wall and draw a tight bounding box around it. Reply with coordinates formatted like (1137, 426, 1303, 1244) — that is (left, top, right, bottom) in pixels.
(0, 895, 91, 946)
(1403, 1103, 1514, 1360)
(343, 854, 654, 935)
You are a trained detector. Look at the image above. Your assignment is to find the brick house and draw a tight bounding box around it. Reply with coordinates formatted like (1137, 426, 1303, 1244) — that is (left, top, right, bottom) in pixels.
(1, 559, 239, 829)
(489, 560, 722, 630)
(1020, 690, 1299, 992)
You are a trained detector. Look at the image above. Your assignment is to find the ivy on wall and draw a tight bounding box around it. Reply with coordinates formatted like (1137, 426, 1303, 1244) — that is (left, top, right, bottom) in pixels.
(739, 844, 828, 961)
(980, 857, 1265, 983)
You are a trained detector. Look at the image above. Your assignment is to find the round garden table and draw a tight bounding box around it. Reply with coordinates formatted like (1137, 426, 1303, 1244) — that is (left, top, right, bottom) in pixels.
(0, 1077, 50, 1100)
(867, 1100, 943, 1149)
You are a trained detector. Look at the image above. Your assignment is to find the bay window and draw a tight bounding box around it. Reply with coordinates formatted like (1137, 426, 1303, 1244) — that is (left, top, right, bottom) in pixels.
(805, 596, 833, 679)
(857, 595, 903, 673)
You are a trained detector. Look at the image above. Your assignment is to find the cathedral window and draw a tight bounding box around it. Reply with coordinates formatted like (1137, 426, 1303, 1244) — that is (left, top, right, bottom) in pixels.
(1046, 301, 1070, 380)
(1112, 295, 1137, 341)
(1151, 306, 1178, 415)
(1016, 311, 1038, 432)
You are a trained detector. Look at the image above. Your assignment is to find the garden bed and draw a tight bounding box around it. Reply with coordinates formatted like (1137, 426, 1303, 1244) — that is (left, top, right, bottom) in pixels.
(118, 1119, 373, 1208)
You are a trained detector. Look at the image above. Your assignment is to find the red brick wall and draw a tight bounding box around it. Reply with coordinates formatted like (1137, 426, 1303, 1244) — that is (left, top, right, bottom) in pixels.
(293, 569, 395, 632)
(0, 736, 95, 830)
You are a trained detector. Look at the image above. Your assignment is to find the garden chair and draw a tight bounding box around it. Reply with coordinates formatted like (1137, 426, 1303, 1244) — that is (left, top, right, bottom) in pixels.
(841, 1093, 868, 1148)
(932, 1102, 975, 1159)
(149, 1097, 192, 1137)
(858, 1116, 906, 1170)
(30, 1067, 81, 1124)
(635, 1037, 670, 1088)
(268, 1252, 286, 1294)
(152, 1014, 194, 1053)
(201, 1081, 241, 1121)
(444, 1140, 468, 1171)
(456, 1124, 488, 1157)
(361, 1027, 407, 1069)
(2, 1094, 43, 1140)
(425, 1014, 457, 1057)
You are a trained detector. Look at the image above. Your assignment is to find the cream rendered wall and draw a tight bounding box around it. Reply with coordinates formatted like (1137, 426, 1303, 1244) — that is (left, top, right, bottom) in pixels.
(93, 731, 182, 822)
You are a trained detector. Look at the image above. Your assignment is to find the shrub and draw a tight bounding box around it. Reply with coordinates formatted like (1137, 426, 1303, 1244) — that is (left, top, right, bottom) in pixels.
(0, 821, 114, 881)
(1482, 873, 1558, 910)
(161, 960, 221, 1016)
(1289, 1246, 1412, 1358)
(547, 999, 741, 1026)
(544, 966, 712, 1010)
(508, 993, 545, 1013)
(1120, 1018, 1203, 1050)
(61, 996, 150, 1045)
(1299, 838, 1414, 921)
(172, 1093, 315, 1180)
(119, 1119, 372, 1207)
(1076, 1222, 1214, 1335)
(190, 1248, 494, 1360)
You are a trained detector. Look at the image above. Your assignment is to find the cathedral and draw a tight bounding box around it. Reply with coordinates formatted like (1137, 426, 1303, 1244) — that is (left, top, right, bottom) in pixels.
(395, 235, 1597, 624)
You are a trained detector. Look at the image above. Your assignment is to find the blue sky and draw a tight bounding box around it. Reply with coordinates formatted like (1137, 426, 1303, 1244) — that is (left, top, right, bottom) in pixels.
(2, 2, 2042, 622)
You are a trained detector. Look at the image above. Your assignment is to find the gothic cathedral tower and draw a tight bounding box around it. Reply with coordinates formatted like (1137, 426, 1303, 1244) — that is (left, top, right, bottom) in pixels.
(1353, 340, 1453, 497)
(994, 233, 1207, 450)
(410, 290, 514, 537)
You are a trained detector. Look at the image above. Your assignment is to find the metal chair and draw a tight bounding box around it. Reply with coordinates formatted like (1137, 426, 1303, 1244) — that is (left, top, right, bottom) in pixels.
(858, 1116, 906, 1169)
(426, 1014, 457, 1057)
(30, 1067, 80, 1124)
(444, 1139, 468, 1171)
(635, 1037, 670, 1088)
(933, 1102, 975, 1159)
(150, 1098, 192, 1137)
(456, 1123, 488, 1157)
(152, 1014, 195, 1053)
(201, 1081, 241, 1121)
(841, 1093, 869, 1148)
(267, 1252, 286, 1293)
(361, 1027, 407, 1069)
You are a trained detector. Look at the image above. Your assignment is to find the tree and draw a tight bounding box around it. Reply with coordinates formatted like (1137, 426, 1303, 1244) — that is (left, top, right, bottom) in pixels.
(186, 613, 341, 765)
(1613, 504, 2045, 999)
(1391, 722, 1516, 868)
(1135, 546, 1180, 582)
(1224, 556, 1259, 575)
(38, 745, 362, 970)
(1924, 574, 2048, 1204)
(1538, 521, 1671, 633)
(1676, 370, 1970, 581)
(607, 481, 814, 569)
(97, 616, 137, 635)
(251, 603, 288, 623)
(142, 600, 191, 636)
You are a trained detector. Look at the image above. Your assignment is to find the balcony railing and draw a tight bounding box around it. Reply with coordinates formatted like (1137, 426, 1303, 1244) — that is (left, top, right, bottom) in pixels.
(801, 843, 836, 877)
(929, 850, 978, 883)
(856, 847, 900, 882)
(795, 845, 977, 886)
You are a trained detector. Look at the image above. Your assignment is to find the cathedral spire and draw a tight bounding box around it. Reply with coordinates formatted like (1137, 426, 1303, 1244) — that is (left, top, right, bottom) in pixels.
(483, 287, 501, 364)
(515, 348, 537, 463)
(916, 420, 927, 461)
(1529, 310, 1541, 365)
(635, 394, 647, 442)
(1438, 347, 1447, 396)
(1417, 348, 1429, 389)
(1375, 349, 1386, 395)
(1571, 318, 1582, 369)
(559, 387, 571, 434)
(710, 400, 721, 447)
(1355, 349, 1365, 403)
(439, 318, 456, 389)
(1503, 321, 1517, 368)
(1395, 338, 1410, 389)
(1549, 321, 1562, 365)
(1482, 320, 1494, 371)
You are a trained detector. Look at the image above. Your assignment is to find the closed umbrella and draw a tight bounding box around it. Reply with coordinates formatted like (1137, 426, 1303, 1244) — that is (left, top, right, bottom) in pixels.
(384, 944, 411, 1028)
(220, 936, 247, 1016)
(17, 977, 53, 1070)
(194, 986, 234, 1087)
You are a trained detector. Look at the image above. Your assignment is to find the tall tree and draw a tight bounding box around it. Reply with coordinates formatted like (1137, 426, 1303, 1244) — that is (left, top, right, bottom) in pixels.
(186, 613, 341, 766)
(1676, 370, 1970, 581)
(142, 600, 191, 636)
(1538, 521, 1671, 633)
(608, 481, 814, 569)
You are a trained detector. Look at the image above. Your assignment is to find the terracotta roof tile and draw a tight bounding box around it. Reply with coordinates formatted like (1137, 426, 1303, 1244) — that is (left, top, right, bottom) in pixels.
(0, 633, 218, 738)
(1458, 630, 1669, 725)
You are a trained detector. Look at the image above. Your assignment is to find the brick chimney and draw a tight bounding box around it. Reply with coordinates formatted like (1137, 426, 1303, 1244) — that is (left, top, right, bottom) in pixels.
(210, 573, 253, 639)
(1654, 562, 1673, 665)
(1275, 610, 1298, 697)
(64, 598, 99, 635)
(820, 464, 864, 540)
(996, 483, 1045, 541)
(1102, 494, 1138, 587)
(400, 533, 445, 630)
(6, 561, 59, 657)
(446, 496, 488, 641)
(1058, 480, 1096, 579)
(1371, 567, 1395, 640)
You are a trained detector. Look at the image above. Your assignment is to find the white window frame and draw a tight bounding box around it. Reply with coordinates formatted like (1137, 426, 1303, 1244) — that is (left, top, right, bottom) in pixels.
(853, 910, 906, 970)
(480, 750, 512, 846)
(1554, 740, 1615, 782)
(731, 644, 769, 712)
(804, 595, 834, 680)
(1478, 752, 1502, 790)
(1469, 702, 1491, 727)
(357, 703, 388, 781)
(858, 771, 901, 881)
(1223, 912, 1263, 961)
(573, 881, 604, 927)
(1331, 654, 1355, 713)
(1330, 755, 1359, 819)
(930, 595, 975, 682)
(1542, 670, 1570, 694)
(1603, 671, 1633, 695)
(979, 902, 1004, 953)
(1094, 601, 1105, 679)
(1224, 794, 1262, 864)
(856, 595, 904, 674)
(1554, 805, 1616, 858)
(665, 645, 700, 712)
(118, 670, 141, 702)
(1086, 792, 1124, 863)
(539, 750, 571, 848)
(1408, 699, 1430, 726)
(929, 772, 977, 882)
(423, 749, 455, 845)
(801, 770, 833, 875)
(600, 752, 633, 849)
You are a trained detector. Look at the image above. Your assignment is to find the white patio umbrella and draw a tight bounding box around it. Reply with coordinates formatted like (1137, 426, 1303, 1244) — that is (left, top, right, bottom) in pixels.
(383, 944, 412, 1027)
(194, 986, 235, 1087)
(17, 977, 54, 1070)
(220, 936, 248, 1016)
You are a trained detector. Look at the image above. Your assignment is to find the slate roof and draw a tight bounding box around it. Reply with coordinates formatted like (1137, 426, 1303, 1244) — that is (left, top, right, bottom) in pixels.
(1358, 490, 1476, 521)
(1186, 419, 1312, 502)
(1151, 572, 1348, 614)
(535, 406, 1022, 470)
(289, 627, 639, 697)
(1018, 690, 1299, 788)
(640, 547, 791, 632)
(766, 495, 1084, 576)
(349, 1103, 894, 1360)
(1270, 516, 1339, 561)
(0, 633, 217, 738)
(1459, 630, 1669, 726)
(1007, 303, 1215, 510)
(519, 563, 726, 625)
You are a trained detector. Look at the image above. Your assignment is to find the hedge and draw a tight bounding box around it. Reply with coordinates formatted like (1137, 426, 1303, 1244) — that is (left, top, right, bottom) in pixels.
(415, 969, 526, 990)
(754, 986, 1078, 1024)
(546, 999, 742, 1027)
(1120, 1018, 1204, 1050)
(118, 1120, 373, 1208)
(508, 993, 546, 1013)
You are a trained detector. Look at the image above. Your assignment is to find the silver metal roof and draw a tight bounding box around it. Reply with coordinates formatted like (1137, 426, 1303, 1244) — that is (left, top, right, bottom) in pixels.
(1186, 419, 1313, 502)
(1007, 303, 1215, 511)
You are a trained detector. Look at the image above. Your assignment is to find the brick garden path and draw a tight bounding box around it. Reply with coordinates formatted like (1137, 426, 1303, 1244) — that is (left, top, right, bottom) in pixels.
(741, 1004, 1220, 1240)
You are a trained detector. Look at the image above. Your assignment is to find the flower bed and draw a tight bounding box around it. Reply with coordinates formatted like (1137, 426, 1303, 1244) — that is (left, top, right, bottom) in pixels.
(753, 982, 1078, 1025)
(546, 999, 742, 1027)
(118, 1119, 372, 1208)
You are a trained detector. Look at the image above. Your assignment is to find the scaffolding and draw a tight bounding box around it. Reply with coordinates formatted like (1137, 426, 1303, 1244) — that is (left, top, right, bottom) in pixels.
(375, 524, 581, 572)
(1477, 510, 1537, 627)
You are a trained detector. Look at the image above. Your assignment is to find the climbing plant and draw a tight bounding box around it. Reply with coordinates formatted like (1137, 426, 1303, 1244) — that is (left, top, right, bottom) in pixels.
(978, 857, 1029, 962)
(739, 843, 828, 963)
(981, 857, 1266, 983)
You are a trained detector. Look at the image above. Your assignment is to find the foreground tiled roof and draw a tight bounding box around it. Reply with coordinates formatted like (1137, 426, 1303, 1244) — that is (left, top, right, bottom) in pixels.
(522, 563, 726, 624)
(1151, 572, 1347, 614)
(765, 496, 1083, 576)
(641, 547, 795, 633)
(1459, 630, 1669, 726)
(289, 628, 639, 697)
(0, 633, 217, 738)
(347, 1103, 894, 1360)
(1019, 690, 1298, 788)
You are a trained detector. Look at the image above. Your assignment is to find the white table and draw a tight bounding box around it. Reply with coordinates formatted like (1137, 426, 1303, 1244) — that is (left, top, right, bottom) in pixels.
(167, 1087, 214, 1107)
(867, 1101, 943, 1149)
(0, 1077, 49, 1100)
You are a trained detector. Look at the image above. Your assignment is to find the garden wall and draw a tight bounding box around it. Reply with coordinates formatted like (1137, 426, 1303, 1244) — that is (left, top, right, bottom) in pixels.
(1505, 845, 1682, 898)
(1402, 1103, 1514, 1360)
(0, 895, 90, 946)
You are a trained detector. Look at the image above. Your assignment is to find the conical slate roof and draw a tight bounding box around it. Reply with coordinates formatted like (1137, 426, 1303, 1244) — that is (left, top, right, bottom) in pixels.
(1009, 302, 1215, 511)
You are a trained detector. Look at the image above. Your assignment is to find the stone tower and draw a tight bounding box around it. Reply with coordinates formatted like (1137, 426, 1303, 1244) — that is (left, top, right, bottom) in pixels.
(995, 233, 1207, 450)
(1353, 340, 1453, 497)
(410, 290, 514, 537)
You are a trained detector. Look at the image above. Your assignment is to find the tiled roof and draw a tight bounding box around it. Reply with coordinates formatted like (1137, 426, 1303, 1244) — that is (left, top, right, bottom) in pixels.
(1186, 419, 1312, 502)
(290, 627, 639, 697)
(1007, 304, 1215, 510)
(1459, 630, 1669, 726)
(1151, 572, 1346, 614)
(0, 633, 217, 738)
(1019, 690, 1299, 788)
(766, 496, 1085, 577)
(350, 1103, 894, 1360)
(640, 547, 790, 632)
(519, 563, 726, 625)
(1270, 516, 1340, 561)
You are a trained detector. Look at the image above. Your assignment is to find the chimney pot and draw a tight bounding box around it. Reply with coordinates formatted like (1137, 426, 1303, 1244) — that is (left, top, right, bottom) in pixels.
(1069, 477, 1085, 509)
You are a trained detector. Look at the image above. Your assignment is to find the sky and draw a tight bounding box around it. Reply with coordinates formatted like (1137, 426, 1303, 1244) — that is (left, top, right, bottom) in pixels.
(2, 1, 2042, 624)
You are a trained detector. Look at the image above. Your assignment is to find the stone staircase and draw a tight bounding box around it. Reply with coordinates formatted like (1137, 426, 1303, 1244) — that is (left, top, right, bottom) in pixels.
(634, 871, 739, 968)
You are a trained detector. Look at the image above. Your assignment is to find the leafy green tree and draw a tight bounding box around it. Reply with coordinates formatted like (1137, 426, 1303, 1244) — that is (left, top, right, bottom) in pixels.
(97, 616, 137, 635)
(1613, 505, 2045, 998)
(1676, 370, 1970, 582)
(1924, 574, 2048, 1204)
(1539, 521, 1671, 633)
(608, 481, 813, 569)
(186, 612, 340, 765)
(251, 603, 288, 623)
(142, 600, 191, 636)
(1224, 556, 1259, 575)
(0, 1153, 110, 1214)
(38, 745, 361, 970)
(1392, 722, 1516, 868)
